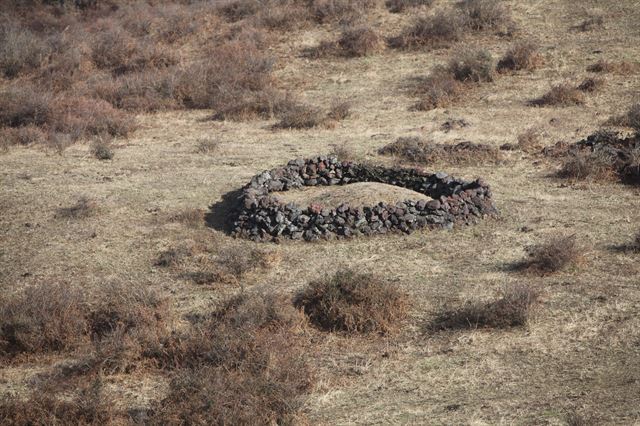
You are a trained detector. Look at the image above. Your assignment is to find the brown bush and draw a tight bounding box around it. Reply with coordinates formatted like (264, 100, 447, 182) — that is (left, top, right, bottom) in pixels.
(558, 150, 616, 182)
(575, 15, 604, 32)
(577, 77, 604, 93)
(0, 282, 88, 356)
(90, 27, 176, 75)
(606, 103, 640, 131)
(0, 125, 48, 146)
(412, 66, 466, 110)
(0, 21, 49, 78)
(196, 138, 221, 154)
(447, 48, 495, 82)
(530, 83, 586, 106)
(497, 41, 544, 72)
(429, 284, 539, 331)
(215, 245, 276, 279)
(217, 0, 262, 22)
(379, 137, 502, 165)
(385, 0, 434, 13)
(389, 11, 463, 49)
(90, 137, 114, 160)
(273, 103, 327, 129)
(257, 3, 310, 30)
(516, 127, 543, 153)
(55, 196, 98, 220)
(520, 235, 583, 274)
(587, 59, 637, 75)
(208, 88, 296, 122)
(310, 0, 377, 24)
(295, 269, 408, 334)
(327, 100, 352, 121)
(148, 293, 313, 424)
(337, 25, 383, 57)
(0, 85, 52, 128)
(458, 0, 514, 32)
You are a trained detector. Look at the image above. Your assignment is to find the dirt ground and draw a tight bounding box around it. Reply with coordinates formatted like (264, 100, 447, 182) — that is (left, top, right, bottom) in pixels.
(2, 0, 640, 424)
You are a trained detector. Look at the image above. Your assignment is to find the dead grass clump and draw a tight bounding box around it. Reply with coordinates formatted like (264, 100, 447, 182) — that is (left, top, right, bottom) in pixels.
(412, 66, 466, 111)
(606, 103, 640, 131)
(148, 293, 313, 424)
(90, 137, 114, 160)
(55, 197, 98, 220)
(196, 138, 221, 154)
(379, 137, 502, 165)
(273, 103, 327, 129)
(327, 100, 352, 121)
(169, 208, 205, 228)
(520, 235, 583, 274)
(458, 0, 514, 32)
(497, 41, 544, 72)
(310, 0, 377, 24)
(217, 0, 262, 22)
(558, 150, 616, 181)
(516, 127, 543, 153)
(295, 269, 408, 334)
(337, 25, 384, 57)
(154, 246, 196, 268)
(258, 3, 310, 30)
(587, 59, 636, 75)
(90, 27, 176, 75)
(447, 48, 495, 82)
(215, 245, 279, 279)
(389, 11, 463, 49)
(0, 21, 49, 78)
(575, 15, 604, 32)
(0, 282, 88, 356)
(53, 95, 136, 139)
(0, 125, 48, 146)
(0, 86, 52, 128)
(386, 0, 434, 13)
(429, 284, 539, 331)
(530, 83, 586, 107)
(577, 77, 604, 93)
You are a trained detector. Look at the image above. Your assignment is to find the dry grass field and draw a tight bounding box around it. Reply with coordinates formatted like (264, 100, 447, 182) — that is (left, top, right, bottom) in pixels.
(1, 0, 640, 424)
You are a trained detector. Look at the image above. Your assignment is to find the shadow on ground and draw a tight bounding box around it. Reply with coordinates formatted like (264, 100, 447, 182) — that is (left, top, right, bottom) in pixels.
(205, 188, 244, 233)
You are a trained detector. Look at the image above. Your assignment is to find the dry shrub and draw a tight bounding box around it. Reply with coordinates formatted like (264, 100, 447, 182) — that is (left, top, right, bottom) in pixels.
(606, 103, 640, 131)
(169, 208, 205, 228)
(310, 0, 377, 24)
(274, 103, 327, 129)
(90, 137, 114, 160)
(530, 83, 586, 106)
(0, 85, 52, 128)
(577, 77, 604, 93)
(389, 11, 463, 49)
(50, 95, 136, 139)
(447, 48, 494, 82)
(0, 379, 115, 425)
(0, 125, 48, 146)
(378, 137, 502, 165)
(153, 3, 197, 43)
(196, 138, 220, 154)
(337, 25, 383, 57)
(208, 88, 296, 122)
(516, 127, 543, 153)
(558, 150, 616, 182)
(458, 0, 514, 32)
(575, 15, 604, 32)
(412, 66, 466, 110)
(0, 21, 49, 78)
(327, 100, 352, 121)
(55, 196, 98, 220)
(215, 245, 278, 279)
(258, 3, 310, 30)
(295, 269, 408, 334)
(154, 245, 197, 268)
(90, 27, 176, 75)
(148, 293, 313, 424)
(497, 40, 544, 72)
(385, 0, 434, 13)
(0, 282, 88, 356)
(587, 59, 637, 75)
(520, 235, 583, 274)
(217, 0, 262, 22)
(429, 284, 539, 331)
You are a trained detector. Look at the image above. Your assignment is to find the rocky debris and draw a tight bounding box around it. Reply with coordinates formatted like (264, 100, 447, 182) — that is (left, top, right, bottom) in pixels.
(230, 156, 498, 242)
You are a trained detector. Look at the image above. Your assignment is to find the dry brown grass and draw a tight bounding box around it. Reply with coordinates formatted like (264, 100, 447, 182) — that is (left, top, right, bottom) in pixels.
(295, 269, 408, 334)
(497, 40, 544, 72)
(337, 25, 384, 57)
(577, 77, 605, 93)
(327, 100, 352, 121)
(606, 103, 640, 131)
(530, 83, 586, 106)
(447, 48, 495, 83)
(411, 66, 466, 110)
(429, 284, 540, 331)
(0, 21, 49, 78)
(55, 196, 98, 220)
(575, 15, 604, 32)
(379, 136, 503, 165)
(558, 150, 616, 182)
(389, 11, 463, 50)
(516, 127, 543, 153)
(89, 137, 114, 160)
(385, 0, 434, 14)
(195, 138, 221, 154)
(518, 235, 583, 274)
(274, 103, 327, 129)
(587, 59, 637, 75)
(458, 0, 514, 32)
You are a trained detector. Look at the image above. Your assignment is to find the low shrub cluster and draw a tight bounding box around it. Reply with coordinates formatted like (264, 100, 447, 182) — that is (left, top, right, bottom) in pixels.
(518, 235, 583, 274)
(308, 25, 384, 58)
(378, 137, 503, 165)
(497, 40, 544, 72)
(530, 83, 587, 107)
(273, 100, 352, 129)
(385, 0, 434, 14)
(587, 59, 637, 75)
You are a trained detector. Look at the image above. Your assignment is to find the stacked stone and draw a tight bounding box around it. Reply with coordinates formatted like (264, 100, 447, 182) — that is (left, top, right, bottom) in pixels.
(232, 156, 498, 242)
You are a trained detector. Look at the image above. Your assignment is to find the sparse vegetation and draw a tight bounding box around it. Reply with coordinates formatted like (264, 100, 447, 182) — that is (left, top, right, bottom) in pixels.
(587, 59, 637, 75)
(447, 48, 495, 83)
(389, 11, 463, 49)
(90, 137, 114, 160)
(530, 83, 586, 106)
(385, 0, 434, 13)
(577, 77, 604, 93)
(196, 138, 221, 154)
(517, 127, 543, 153)
(55, 196, 98, 220)
(497, 41, 544, 72)
(379, 137, 503, 165)
(411, 66, 466, 110)
(575, 15, 604, 32)
(295, 269, 408, 334)
(606, 103, 640, 131)
(429, 284, 539, 331)
(458, 0, 514, 32)
(519, 235, 583, 274)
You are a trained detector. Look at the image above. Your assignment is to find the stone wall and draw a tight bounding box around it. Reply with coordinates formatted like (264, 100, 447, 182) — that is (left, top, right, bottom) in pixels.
(231, 156, 498, 242)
